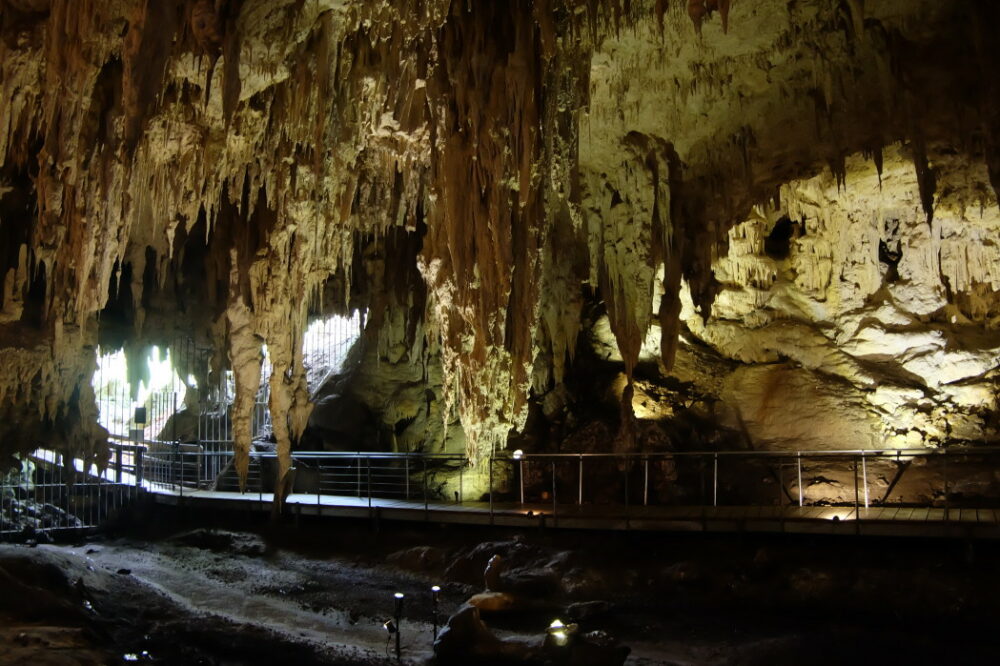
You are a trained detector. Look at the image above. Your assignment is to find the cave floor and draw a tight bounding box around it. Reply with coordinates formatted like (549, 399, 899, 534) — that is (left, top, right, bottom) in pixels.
(2, 518, 1000, 665)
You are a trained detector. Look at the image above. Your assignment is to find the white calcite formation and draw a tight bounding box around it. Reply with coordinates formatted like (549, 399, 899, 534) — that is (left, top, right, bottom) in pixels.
(0, 0, 998, 498)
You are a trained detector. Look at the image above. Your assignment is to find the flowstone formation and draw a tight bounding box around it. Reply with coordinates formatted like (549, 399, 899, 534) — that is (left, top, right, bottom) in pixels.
(0, 1, 998, 499)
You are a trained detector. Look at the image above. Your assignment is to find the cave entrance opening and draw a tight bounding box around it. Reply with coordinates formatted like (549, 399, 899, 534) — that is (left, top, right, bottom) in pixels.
(92, 312, 363, 454)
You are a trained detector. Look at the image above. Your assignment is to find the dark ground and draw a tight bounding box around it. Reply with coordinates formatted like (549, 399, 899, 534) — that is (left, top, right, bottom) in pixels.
(1, 502, 999, 665)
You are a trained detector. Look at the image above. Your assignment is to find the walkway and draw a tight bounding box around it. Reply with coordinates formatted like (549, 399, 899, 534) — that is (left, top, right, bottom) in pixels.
(147, 485, 1000, 539)
(13, 443, 1000, 540)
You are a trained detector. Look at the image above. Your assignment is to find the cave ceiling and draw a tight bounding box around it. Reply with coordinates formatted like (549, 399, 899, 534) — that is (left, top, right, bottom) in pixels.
(0, 0, 998, 486)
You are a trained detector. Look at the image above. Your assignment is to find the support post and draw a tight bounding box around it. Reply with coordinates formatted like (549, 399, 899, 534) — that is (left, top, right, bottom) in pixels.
(578, 455, 583, 505)
(519, 459, 525, 504)
(367, 457, 372, 510)
(797, 452, 803, 507)
(405, 456, 410, 500)
(713, 453, 719, 507)
(861, 452, 869, 509)
(853, 455, 860, 515)
(136, 448, 144, 487)
(423, 458, 428, 517)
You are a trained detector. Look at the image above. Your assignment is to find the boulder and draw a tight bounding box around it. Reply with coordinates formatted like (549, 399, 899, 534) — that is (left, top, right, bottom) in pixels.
(434, 604, 539, 665)
(467, 591, 518, 612)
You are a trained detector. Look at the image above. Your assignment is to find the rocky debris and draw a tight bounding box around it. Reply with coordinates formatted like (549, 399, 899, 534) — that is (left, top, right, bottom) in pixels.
(385, 545, 447, 573)
(497, 566, 562, 598)
(444, 539, 548, 587)
(170, 529, 267, 557)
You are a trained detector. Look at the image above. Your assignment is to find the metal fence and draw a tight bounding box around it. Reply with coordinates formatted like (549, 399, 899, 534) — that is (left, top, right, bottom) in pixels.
(494, 447, 1000, 516)
(140, 447, 470, 504)
(1, 445, 143, 541)
(125, 442, 1000, 519)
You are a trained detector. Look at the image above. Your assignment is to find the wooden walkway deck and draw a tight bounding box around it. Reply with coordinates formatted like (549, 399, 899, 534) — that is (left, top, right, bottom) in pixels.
(147, 486, 1000, 539)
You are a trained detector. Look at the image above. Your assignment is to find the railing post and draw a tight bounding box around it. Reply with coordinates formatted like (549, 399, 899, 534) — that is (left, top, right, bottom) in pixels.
(713, 453, 718, 507)
(173, 442, 180, 489)
(115, 445, 123, 484)
(578, 455, 583, 505)
(356, 457, 362, 498)
(488, 457, 494, 525)
(519, 459, 525, 505)
(367, 457, 372, 509)
(405, 456, 410, 500)
(861, 452, 869, 509)
(423, 457, 429, 517)
(459, 460, 464, 504)
(853, 454, 860, 514)
(797, 452, 803, 507)
(136, 448, 144, 487)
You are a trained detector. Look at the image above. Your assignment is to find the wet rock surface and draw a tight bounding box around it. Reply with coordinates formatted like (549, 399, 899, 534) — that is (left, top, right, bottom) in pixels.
(1, 518, 999, 664)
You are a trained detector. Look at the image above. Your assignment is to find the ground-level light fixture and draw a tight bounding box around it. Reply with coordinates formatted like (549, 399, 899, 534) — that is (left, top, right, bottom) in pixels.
(547, 618, 570, 646)
(431, 585, 441, 640)
(392, 592, 405, 660)
(513, 449, 524, 460)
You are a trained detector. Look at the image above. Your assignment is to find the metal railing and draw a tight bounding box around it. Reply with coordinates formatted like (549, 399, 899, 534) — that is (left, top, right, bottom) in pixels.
(8, 442, 999, 540)
(135, 445, 470, 506)
(130, 441, 1000, 517)
(1, 444, 144, 541)
(493, 447, 1000, 518)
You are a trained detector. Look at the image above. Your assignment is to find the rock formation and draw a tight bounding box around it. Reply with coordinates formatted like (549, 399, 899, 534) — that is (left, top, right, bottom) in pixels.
(0, 1, 997, 494)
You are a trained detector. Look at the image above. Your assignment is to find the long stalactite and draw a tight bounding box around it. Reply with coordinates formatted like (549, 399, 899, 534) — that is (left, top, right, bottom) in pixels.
(1, 0, 998, 489)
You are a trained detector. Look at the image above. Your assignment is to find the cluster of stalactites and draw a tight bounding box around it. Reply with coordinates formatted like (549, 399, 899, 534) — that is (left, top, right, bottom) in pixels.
(4, 0, 999, 473)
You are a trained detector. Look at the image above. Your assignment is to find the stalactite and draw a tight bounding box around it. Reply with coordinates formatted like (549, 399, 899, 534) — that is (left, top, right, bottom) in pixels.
(0, 0, 997, 474)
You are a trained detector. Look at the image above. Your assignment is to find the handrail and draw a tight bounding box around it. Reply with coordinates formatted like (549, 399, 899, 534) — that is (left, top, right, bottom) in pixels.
(501, 446, 1000, 459)
(107, 433, 1000, 461)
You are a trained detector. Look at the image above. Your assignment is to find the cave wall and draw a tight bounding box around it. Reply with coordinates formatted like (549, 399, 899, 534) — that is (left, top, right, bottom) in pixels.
(0, 0, 998, 489)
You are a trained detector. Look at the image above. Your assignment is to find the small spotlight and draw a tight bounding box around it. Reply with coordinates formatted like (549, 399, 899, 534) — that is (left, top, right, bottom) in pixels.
(513, 449, 524, 460)
(383, 619, 397, 634)
(546, 618, 576, 647)
(431, 585, 441, 594)
(394, 592, 405, 599)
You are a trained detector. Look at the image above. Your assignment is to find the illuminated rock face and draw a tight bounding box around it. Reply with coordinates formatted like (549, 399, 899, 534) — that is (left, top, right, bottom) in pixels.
(0, 1, 998, 486)
(672, 147, 1000, 451)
